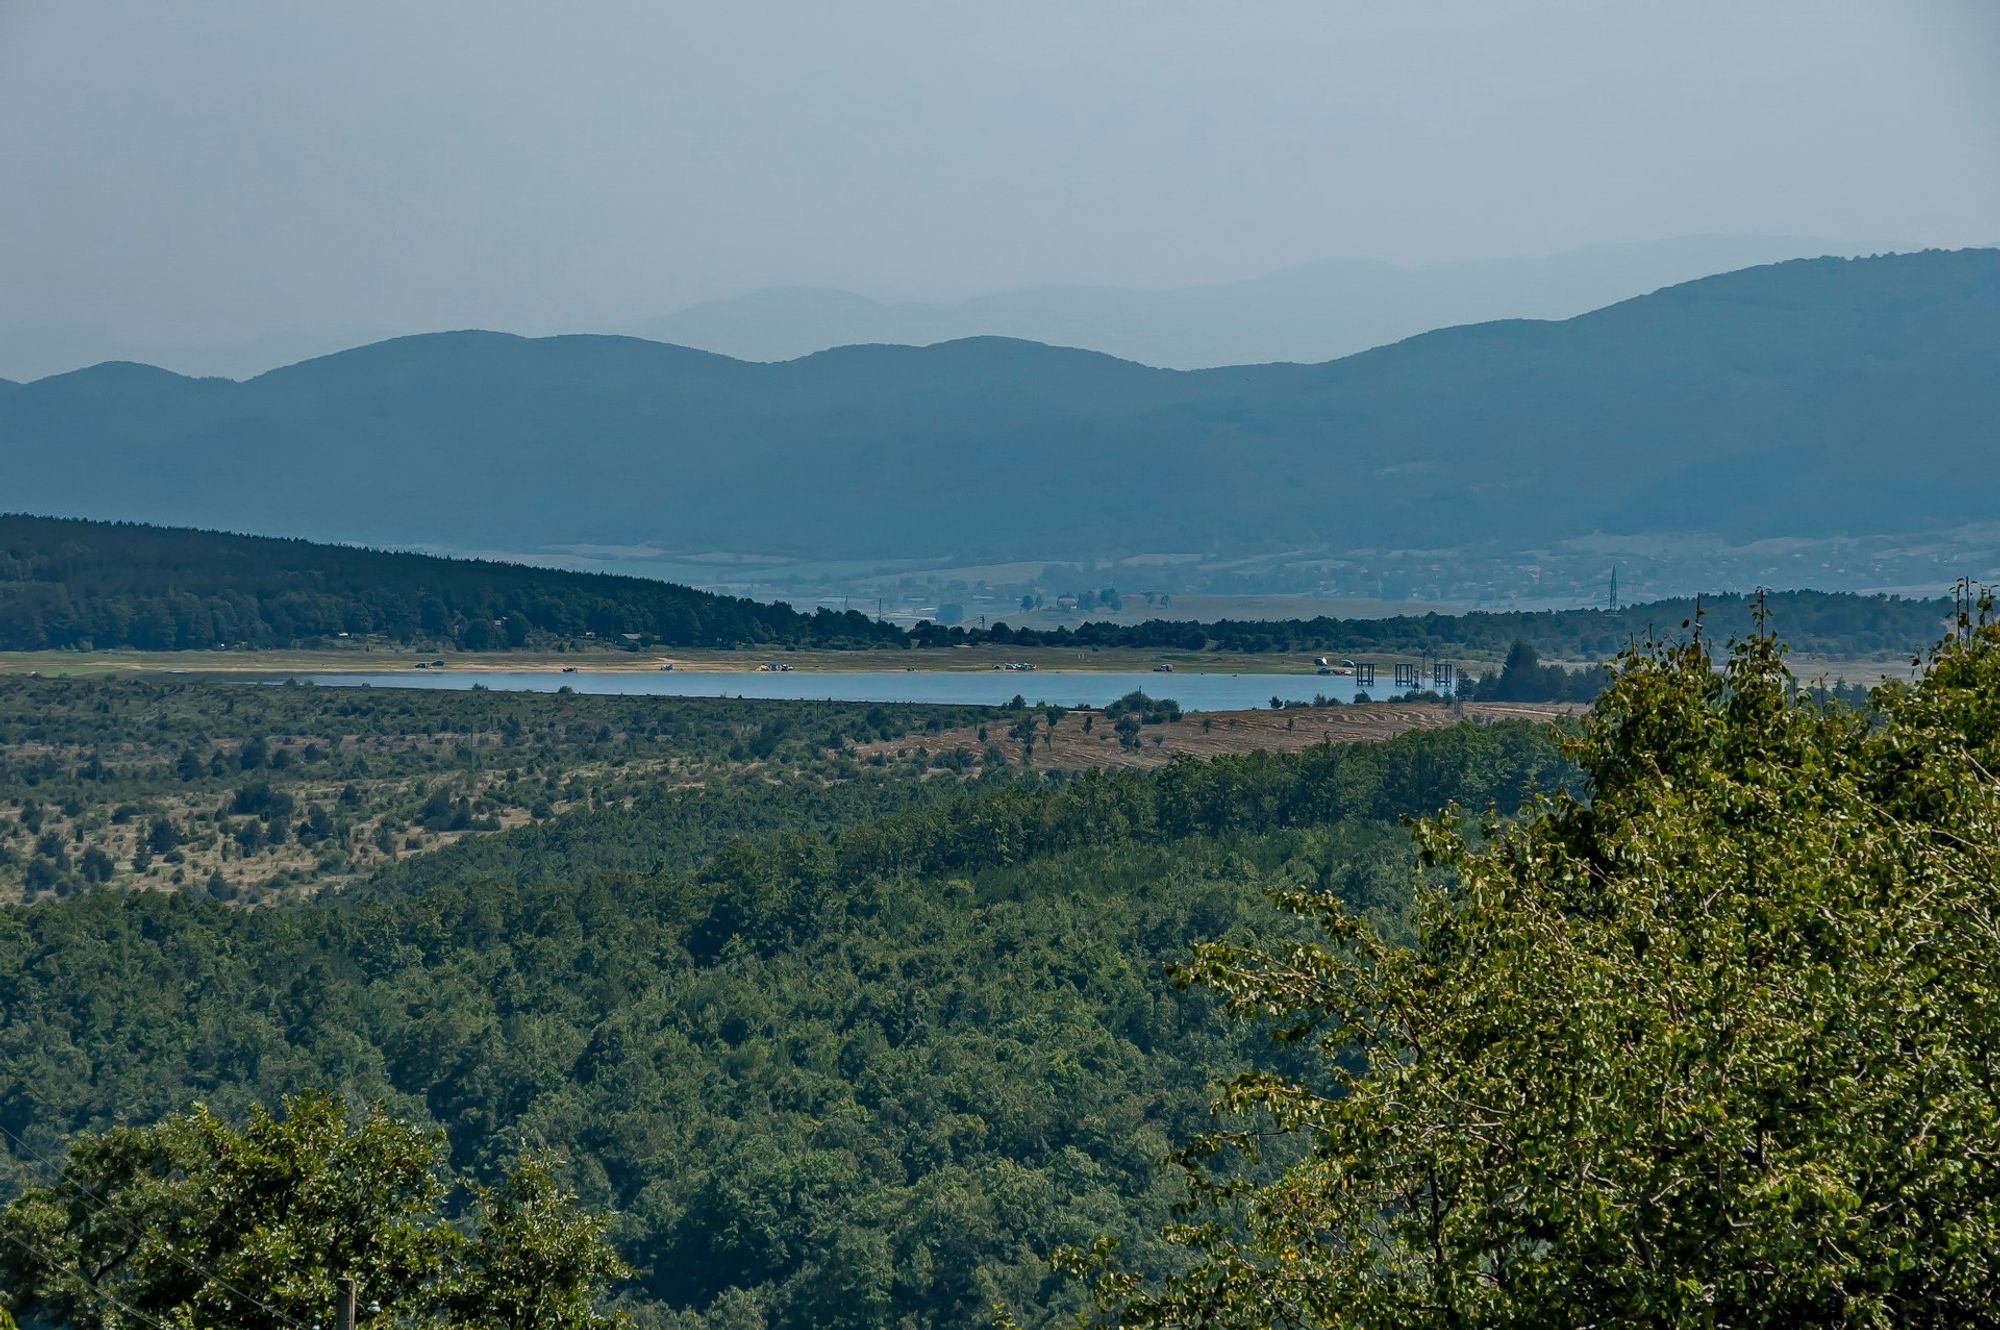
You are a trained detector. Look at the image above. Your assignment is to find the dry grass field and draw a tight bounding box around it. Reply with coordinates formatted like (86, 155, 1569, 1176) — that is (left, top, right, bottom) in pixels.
(856, 699, 1582, 773)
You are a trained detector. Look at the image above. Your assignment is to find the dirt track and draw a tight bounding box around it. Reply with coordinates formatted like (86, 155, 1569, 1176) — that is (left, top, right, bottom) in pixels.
(855, 700, 1582, 772)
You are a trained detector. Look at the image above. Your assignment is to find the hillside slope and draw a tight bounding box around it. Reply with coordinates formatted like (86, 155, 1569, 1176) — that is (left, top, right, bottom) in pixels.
(0, 515, 901, 650)
(3, 250, 1995, 562)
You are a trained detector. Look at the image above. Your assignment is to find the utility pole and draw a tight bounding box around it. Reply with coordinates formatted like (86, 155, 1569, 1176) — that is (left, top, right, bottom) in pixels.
(338, 1275, 357, 1330)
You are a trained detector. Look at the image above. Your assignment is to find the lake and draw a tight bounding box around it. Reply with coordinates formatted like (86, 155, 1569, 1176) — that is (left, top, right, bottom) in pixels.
(292, 669, 1382, 711)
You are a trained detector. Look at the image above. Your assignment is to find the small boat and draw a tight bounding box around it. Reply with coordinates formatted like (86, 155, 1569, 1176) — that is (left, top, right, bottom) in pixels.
(561, 666, 578, 674)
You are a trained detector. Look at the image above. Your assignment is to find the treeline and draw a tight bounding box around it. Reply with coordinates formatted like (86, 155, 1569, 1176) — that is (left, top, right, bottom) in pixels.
(1460, 641, 1607, 703)
(354, 714, 1566, 911)
(0, 720, 1567, 1330)
(1, 514, 1952, 661)
(911, 589, 1952, 659)
(0, 515, 903, 651)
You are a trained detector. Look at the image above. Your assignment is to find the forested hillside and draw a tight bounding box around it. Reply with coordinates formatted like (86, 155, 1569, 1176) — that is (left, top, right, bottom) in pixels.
(4, 251, 1996, 560)
(0, 515, 1955, 660)
(0, 515, 901, 650)
(0, 719, 1567, 1330)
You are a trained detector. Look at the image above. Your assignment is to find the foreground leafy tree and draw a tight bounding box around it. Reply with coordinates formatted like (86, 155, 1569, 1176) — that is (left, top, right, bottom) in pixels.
(0, 1091, 625, 1330)
(1078, 614, 2000, 1328)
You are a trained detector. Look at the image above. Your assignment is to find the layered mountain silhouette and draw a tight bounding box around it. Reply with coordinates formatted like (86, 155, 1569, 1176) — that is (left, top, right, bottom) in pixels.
(4, 250, 1995, 563)
(630, 235, 1889, 367)
(0, 235, 1884, 382)
(0, 325, 395, 386)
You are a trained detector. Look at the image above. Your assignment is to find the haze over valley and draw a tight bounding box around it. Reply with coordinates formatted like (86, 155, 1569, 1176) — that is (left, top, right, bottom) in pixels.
(7, 248, 1997, 610)
(7, 5, 2000, 1329)
(626, 234, 1899, 370)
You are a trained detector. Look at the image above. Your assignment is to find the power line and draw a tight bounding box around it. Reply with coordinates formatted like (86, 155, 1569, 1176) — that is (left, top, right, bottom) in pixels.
(1, 1227, 191, 1330)
(0, 1120, 315, 1330)
(0, 1121, 312, 1328)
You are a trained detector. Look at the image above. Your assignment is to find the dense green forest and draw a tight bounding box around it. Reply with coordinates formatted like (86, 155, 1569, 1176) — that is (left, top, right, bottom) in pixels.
(0, 515, 903, 651)
(0, 717, 1567, 1330)
(0, 514, 1954, 661)
(5, 617, 1986, 1327)
(1083, 615, 2000, 1328)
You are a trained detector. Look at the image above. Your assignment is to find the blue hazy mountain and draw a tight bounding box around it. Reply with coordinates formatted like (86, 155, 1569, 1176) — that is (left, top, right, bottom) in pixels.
(0, 325, 396, 386)
(628, 235, 1894, 368)
(3, 250, 1994, 565)
(1, 235, 1884, 384)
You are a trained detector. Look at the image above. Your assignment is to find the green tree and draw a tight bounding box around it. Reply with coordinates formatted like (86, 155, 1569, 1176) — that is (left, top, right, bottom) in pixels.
(144, 816, 179, 855)
(1077, 614, 2000, 1329)
(441, 1157, 629, 1330)
(1474, 639, 1601, 703)
(0, 1092, 624, 1330)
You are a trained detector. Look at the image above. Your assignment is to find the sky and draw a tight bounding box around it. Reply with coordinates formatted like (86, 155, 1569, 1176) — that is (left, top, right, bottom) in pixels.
(2, 0, 1997, 345)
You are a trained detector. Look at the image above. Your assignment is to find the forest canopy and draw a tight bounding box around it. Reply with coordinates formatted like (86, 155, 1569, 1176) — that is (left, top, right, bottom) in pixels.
(5, 606, 1996, 1326)
(0, 720, 1566, 1330)
(1078, 609, 2000, 1329)
(0, 1091, 625, 1330)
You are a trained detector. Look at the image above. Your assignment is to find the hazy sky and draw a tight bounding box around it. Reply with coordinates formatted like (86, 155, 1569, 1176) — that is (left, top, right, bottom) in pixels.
(3, 0, 1996, 342)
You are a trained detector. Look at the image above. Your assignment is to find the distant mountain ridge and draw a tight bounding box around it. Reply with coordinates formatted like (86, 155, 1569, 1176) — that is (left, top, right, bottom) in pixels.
(0, 235, 1896, 383)
(630, 235, 1895, 367)
(0, 325, 395, 386)
(2, 250, 1995, 569)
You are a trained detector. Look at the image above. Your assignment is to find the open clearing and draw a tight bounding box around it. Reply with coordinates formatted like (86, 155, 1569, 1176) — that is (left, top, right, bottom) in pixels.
(857, 700, 1583, 773)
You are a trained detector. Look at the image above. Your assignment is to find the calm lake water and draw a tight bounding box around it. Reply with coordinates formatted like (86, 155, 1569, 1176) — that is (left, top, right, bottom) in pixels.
(293, 669, 1377, 712)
